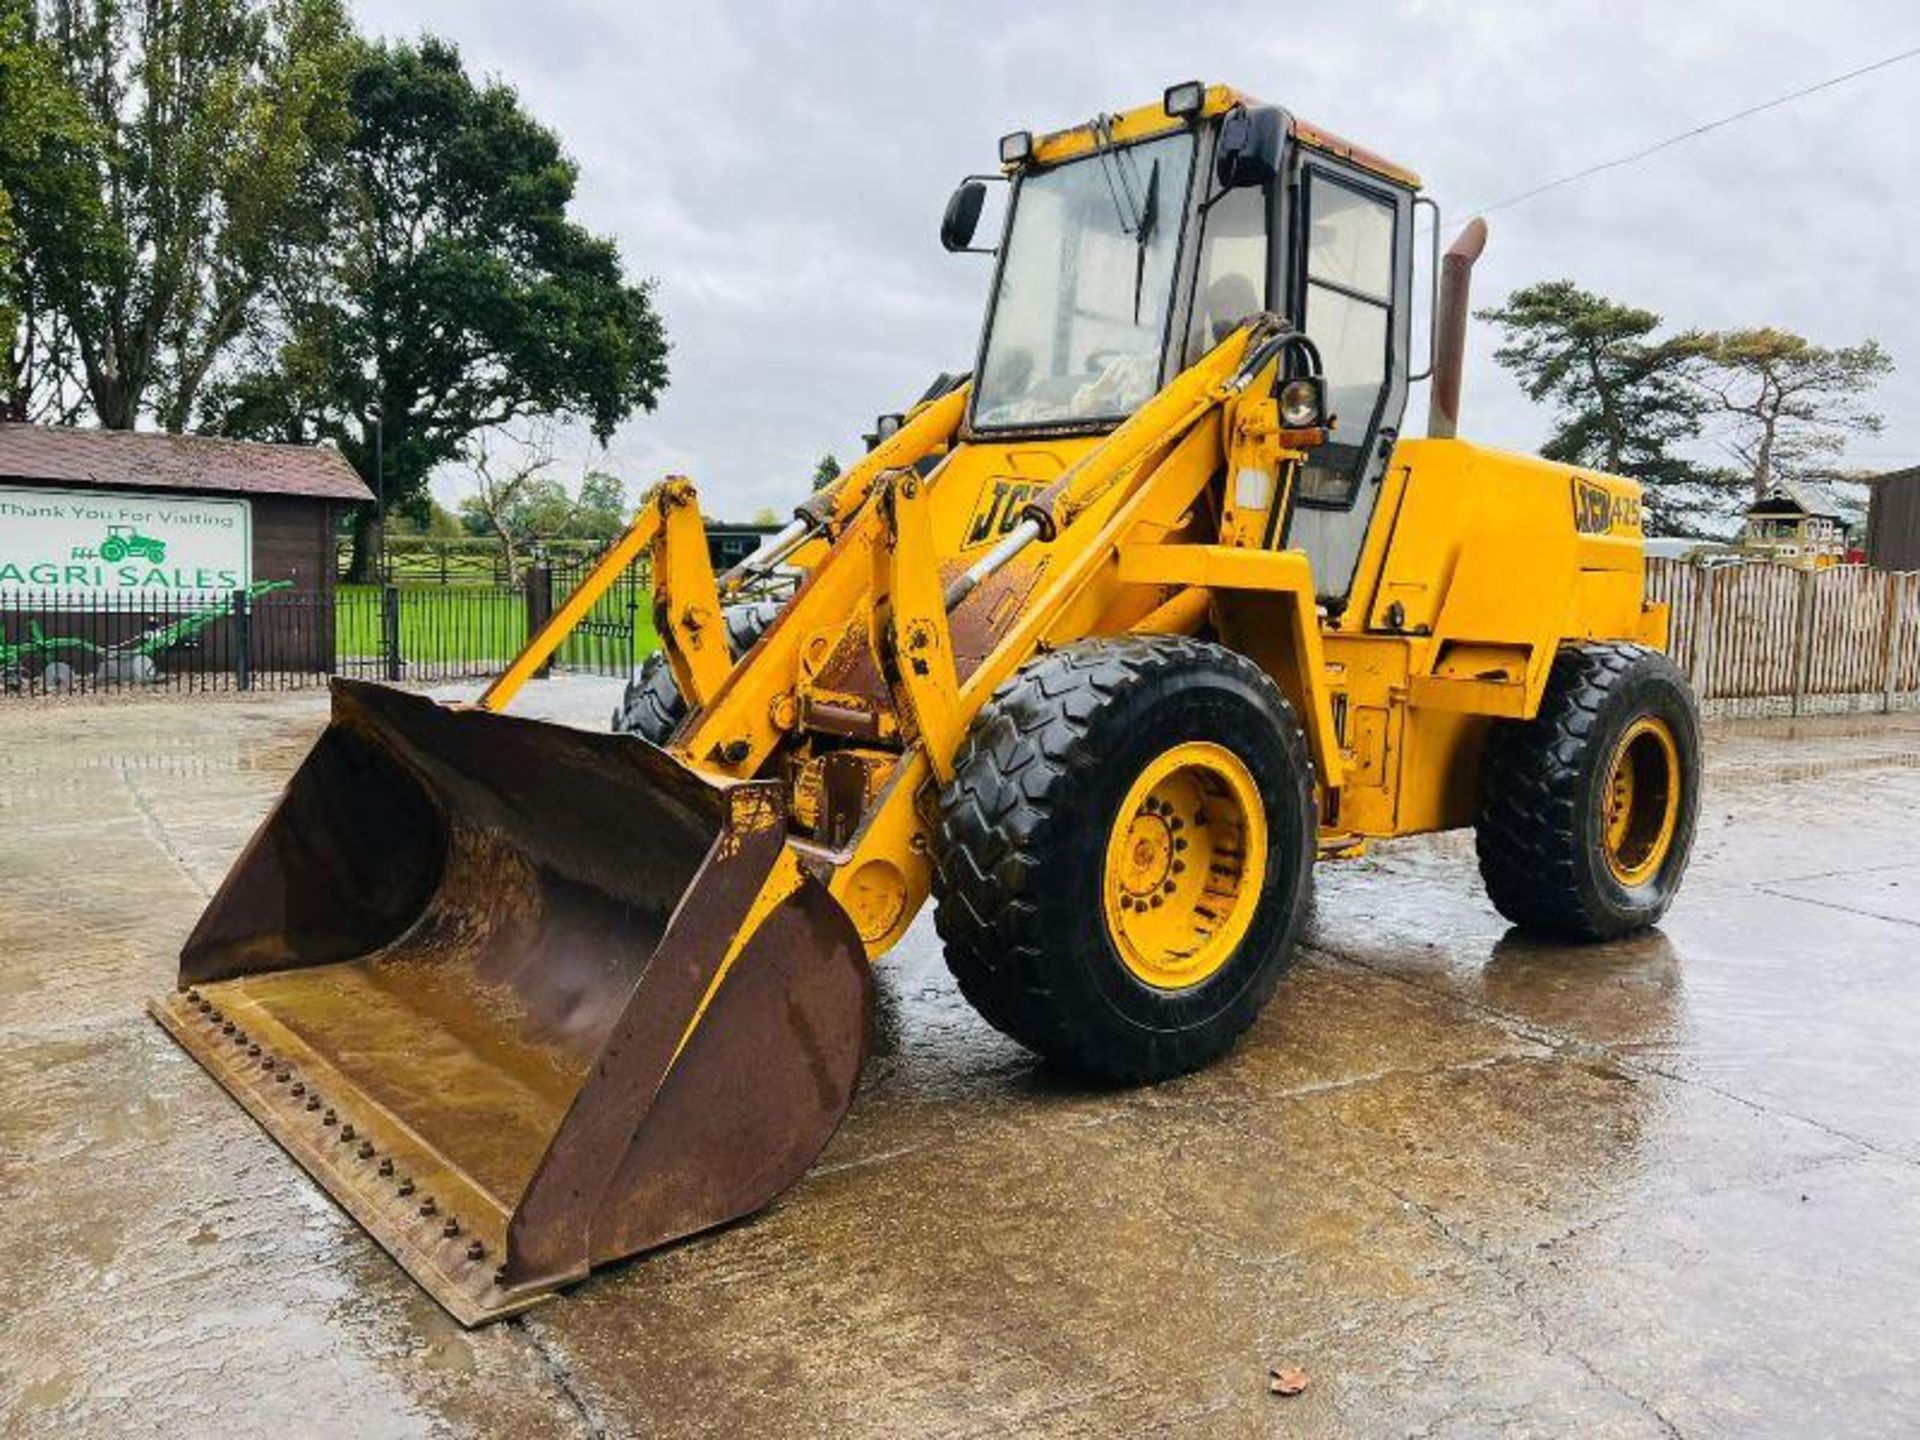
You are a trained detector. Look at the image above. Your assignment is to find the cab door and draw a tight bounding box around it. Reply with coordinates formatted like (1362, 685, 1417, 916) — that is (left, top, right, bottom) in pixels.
(1283, 158, 1414, 609)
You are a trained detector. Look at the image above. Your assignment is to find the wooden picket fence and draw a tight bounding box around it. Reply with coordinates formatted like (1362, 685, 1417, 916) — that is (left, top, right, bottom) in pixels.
(1645, 558, 1920, 716)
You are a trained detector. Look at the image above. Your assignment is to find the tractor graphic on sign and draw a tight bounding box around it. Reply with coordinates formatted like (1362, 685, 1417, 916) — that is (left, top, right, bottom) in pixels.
(97, 524, 167, 565)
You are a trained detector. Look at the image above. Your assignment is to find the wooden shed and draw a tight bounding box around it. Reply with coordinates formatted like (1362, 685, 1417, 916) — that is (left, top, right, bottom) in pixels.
(0, 423, 370, 597)
(1866, 466, 1920, 572)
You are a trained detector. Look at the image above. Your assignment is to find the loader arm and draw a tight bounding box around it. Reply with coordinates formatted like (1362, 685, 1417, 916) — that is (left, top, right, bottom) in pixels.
(480, 384, 971, 717)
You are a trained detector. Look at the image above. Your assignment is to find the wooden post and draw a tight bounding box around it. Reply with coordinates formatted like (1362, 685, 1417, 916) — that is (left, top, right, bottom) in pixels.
(1886, 571, 1907, 714)
(1688, 564, 1717, 700)
(1790, 567, 1817, 718)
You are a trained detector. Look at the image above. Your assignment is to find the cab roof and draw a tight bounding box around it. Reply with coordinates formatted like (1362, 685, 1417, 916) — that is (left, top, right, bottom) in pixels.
(1022, 83, 1421, 191)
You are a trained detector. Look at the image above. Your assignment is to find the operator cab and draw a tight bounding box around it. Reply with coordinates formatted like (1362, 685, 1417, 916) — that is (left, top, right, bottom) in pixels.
(942, 84, 1421, 609)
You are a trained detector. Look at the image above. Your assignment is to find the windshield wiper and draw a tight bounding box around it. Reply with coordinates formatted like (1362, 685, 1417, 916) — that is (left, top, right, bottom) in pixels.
(1132, 158, 1160, 322)
(1085, 116, 1160, 325)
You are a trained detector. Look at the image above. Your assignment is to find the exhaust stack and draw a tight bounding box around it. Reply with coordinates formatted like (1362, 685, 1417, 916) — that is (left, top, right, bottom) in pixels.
(1427, 217, 1488, 440)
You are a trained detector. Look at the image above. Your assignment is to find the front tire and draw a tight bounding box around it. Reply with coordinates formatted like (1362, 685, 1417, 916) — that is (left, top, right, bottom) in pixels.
(931, 635, 1316, 1083)
(1475, 642, 1702, 940)
(611, 600, 782, 743)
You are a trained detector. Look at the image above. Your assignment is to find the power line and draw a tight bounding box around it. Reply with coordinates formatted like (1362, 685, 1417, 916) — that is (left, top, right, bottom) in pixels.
(1449, 41, 1920, 227)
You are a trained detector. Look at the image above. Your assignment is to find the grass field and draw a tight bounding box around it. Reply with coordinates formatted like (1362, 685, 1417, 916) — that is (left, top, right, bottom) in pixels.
(335, 583, 657, 667)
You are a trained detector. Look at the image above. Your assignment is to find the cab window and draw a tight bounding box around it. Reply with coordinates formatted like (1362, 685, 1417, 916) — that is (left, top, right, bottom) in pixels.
(1297, 172, 1395, 506)
(1183, 182, 1267, 365)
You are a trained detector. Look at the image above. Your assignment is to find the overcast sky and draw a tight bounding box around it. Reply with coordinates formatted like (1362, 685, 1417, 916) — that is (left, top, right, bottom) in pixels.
(351, 0, 1920, 521)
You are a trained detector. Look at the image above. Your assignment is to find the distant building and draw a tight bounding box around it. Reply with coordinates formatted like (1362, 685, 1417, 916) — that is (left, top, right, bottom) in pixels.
(0, 423, 371, 599)
(1738, 481, 1847, 570)
(0, 423, 372, 675)
(1866, 466, 1920, 572)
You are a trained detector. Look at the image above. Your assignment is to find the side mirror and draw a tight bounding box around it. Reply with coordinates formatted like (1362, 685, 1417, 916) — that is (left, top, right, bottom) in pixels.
(1215, 104, 1284, 190)
(941, 180, 988, 253)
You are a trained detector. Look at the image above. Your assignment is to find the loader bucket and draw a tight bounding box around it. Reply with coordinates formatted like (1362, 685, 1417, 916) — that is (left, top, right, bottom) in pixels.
(148, 679, 872, 1325)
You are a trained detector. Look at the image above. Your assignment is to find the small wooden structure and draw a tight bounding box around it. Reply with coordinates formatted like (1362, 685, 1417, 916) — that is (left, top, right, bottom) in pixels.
(1738, 481, 1847, 570)
(0, 424, 371, 676)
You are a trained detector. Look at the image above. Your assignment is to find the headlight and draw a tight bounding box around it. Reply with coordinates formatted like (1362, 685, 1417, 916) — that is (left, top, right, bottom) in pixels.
(1163, 81, 1205, 118)
(999, 130, 1034, 165)
(1278, 377, 1325, 429)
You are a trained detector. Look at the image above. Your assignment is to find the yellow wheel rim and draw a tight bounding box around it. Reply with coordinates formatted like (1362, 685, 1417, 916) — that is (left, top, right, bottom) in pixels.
(1102, 741, 1268, 990)
(1602, 716, 1681, 887)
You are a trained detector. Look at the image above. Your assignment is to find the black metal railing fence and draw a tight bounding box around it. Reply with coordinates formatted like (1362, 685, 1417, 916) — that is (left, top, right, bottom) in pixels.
(3, 547, 797, 699)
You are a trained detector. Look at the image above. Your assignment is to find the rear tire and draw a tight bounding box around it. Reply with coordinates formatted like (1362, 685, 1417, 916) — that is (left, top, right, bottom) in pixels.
(1475, 642, 1701, 940)
(931, 635, 1316, 1083)
(612, 600, 782, 744)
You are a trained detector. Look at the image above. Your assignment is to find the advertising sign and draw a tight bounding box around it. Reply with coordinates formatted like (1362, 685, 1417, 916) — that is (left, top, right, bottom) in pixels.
(0, 486, 252, 597)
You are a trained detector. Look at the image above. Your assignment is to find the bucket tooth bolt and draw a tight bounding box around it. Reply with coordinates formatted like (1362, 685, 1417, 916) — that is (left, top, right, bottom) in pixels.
(339, 1123, 356, 1141)
(305, 1096, 321, 1111)
(419, 1197, 437, 1217)
(290, 1082, 305, 1096)
(377, 1158, 394, 1177)
(357, 1141, 375, 1159)
(185, 988, 201, 1003)
(221, 1023, 236, 1036)
(398, 1178, 415, 1196)
(467, 1240, 486, 1262)
(322, 1109, 337, 1126)
(442, 1217, 460, 1238)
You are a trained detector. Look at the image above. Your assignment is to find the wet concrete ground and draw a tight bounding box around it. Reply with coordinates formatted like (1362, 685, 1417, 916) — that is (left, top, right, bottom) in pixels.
(4, 680, 1919, 1437)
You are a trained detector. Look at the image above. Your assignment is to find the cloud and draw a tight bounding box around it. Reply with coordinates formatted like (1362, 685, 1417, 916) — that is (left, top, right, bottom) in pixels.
(352, 0, 1920, 516)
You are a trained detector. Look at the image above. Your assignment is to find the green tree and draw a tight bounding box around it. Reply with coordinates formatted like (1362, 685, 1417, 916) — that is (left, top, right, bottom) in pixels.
(749, 505, 780, 526)
(1, 1, 103, 422)
(811, 452, 841, 491)
(10, 0, 355, 431)
(1478, 280, 1723, 534)
(567, 469, 628, 540)
(209, 36, 668, 580)
(1694, 328, 1893, 501)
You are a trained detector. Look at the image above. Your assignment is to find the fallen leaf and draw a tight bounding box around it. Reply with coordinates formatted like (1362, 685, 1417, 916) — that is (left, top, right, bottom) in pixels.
(1269, 1365, 1309, 1397)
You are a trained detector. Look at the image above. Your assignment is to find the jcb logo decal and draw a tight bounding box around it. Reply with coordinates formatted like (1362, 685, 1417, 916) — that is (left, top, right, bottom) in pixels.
(966, 478, 1044, 548)
(1572, 477, 1641, 537)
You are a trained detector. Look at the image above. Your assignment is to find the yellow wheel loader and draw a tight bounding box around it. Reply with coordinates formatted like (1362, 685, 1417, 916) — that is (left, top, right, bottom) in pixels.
(152, 82, 1701, 1325)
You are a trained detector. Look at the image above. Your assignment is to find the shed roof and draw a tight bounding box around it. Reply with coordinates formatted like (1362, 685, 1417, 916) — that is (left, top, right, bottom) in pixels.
(1746, 479, 1841, 521)
(0, 423, 372, 503)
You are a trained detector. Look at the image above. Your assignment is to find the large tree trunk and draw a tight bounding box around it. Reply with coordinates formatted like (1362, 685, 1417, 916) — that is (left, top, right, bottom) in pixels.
(344, 504, 384, 584)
